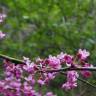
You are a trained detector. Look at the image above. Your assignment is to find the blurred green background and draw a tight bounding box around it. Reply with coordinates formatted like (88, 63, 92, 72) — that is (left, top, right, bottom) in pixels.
(0, 0, 96, 96)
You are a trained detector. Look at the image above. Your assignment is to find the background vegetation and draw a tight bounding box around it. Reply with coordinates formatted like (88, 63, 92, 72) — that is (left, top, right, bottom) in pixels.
(0, 0, 96, 96)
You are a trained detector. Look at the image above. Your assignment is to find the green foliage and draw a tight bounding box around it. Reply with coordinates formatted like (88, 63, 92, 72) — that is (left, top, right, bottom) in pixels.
(0, 0, 96, 95)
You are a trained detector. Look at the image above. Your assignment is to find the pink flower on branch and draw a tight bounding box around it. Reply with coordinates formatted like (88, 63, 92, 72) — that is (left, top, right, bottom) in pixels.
(0, 49, 95, 95)
(47, 55, 61, 69)
(57, 52, 73, 66)
(78, 49, 90, 60)
(62, 71, 79, 90)
(80, 63, 93, 78)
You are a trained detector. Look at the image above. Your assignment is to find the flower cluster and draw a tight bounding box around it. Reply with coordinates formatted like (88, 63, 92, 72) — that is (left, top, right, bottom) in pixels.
(0, 49, 93, 96)
(62, 71, 79, 90)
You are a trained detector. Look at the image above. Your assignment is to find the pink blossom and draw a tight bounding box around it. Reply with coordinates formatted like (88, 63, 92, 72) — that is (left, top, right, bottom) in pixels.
(57, 53, 73, 66)
(25, 75, 35, 85)
(67, 71, 79, 82)
(23, 82, 32, 91)
(47, 55, 61, 69)
(35, 57, 43, 63)
(37, 79, 45, 86)
(57, 52, 66, 63)
(81, 63, 92, 78)
(62, 71, 79, 90)
(23, 56, 31, 64)
(81, 71, 92, 78)
(9, 81, 21, 88)
(47, 73, 55, 80)
(62, 81, 77, 90)
(44, 73, 56, 83)
(23, 57, 35, 73)
(78, 49, 90, 60)
(0, 81, 5, 92)
(23, 83, 37, 96)
(64, 55, 73, 66)
(14, 66, 23, 79)
(0, 13, 6, 23)
(45, 92, 56, 96)
(0, 31, 5, 39)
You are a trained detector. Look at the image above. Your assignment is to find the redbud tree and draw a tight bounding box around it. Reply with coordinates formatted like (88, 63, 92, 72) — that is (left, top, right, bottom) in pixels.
(0, 13, 96, 96)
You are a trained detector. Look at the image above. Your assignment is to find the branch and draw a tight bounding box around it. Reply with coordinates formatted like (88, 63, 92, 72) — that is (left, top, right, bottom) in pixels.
(78, 78, 96, 88)
(44, 67, 96, 73)
(0, 54, 25, 64)
(0, 54, 96, 88)
(0, 54, 96, 72)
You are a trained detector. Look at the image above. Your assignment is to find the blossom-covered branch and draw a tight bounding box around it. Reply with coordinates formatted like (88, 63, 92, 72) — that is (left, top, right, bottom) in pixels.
(0, 49, 95, 96)
(0, 54, 95, 72)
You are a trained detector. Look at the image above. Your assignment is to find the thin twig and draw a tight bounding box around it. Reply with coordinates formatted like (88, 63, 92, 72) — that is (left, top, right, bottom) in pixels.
(0, 54, 25, 64)
(44, 67, 96, 72)
(78, 78, 96, 88)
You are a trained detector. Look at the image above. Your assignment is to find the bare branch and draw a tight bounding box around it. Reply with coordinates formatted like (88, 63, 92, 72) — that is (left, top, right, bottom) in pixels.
(0, 54, 25, 64)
